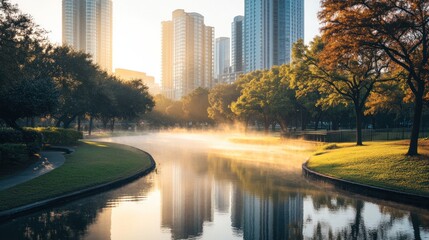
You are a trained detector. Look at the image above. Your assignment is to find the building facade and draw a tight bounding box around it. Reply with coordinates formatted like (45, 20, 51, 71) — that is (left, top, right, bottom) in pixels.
(231, 16, 244, 73)
(62, 0, 113, 72)
(115, 68, 161, 95)
(214, 37, 230, 80)
(162, 9, 214, 100)
(244, 0, 304, 72)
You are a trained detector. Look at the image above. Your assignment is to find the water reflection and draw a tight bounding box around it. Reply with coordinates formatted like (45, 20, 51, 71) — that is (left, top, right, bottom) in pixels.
(1, 133, 429, 239)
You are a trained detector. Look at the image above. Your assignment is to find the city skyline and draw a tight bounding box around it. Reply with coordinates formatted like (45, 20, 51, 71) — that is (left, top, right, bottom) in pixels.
(9, 0, 320, 83)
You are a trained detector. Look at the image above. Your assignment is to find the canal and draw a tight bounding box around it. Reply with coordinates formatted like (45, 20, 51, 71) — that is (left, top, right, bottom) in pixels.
(1, 132, 428, 239)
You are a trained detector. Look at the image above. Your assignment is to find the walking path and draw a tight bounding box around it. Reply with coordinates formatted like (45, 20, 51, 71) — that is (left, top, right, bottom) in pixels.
(0, 148, 73, 191)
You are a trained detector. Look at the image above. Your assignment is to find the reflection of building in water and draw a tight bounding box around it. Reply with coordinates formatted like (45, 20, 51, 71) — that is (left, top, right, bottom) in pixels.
(231, 185, 244, 232)
(231, 187, 304, 239)
(215, 181, 231, 213)
(85, 208, 112, 240)
(160, 162, 212, 239)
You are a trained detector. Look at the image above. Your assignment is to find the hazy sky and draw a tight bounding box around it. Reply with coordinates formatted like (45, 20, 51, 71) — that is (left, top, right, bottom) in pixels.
(9, 0, 321, 83)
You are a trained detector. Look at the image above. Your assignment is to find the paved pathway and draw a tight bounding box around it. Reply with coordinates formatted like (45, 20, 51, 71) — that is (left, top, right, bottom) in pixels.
(0, 151, 66, 191)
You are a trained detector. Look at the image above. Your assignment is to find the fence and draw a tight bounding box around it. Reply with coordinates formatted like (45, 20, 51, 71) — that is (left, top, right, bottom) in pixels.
(284, 128, 429, 142)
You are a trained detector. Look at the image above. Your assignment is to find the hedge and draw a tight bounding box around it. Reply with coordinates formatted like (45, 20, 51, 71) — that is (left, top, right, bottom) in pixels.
(0, 143, 30, 167)
(0, 128, 83, 146)
(31, 127, 83, 145)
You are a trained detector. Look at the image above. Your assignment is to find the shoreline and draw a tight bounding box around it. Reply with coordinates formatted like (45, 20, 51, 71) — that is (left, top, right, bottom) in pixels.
(302, 161, 429, 209)
(0, 147, 156, 222)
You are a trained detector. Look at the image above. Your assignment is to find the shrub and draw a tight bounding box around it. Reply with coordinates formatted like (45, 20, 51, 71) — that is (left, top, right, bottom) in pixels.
(0, 143, 30, 167)
(31, 127, 83, 145)
(0, 129, 24, 144)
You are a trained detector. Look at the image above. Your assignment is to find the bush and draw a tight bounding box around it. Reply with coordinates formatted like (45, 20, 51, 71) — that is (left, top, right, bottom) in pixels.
(0, 143, 30, 167)
(0, 129, 24, 144)
(31, 127, 83, 145)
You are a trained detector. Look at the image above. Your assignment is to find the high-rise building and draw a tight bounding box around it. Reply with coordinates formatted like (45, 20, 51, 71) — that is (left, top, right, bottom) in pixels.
(161, 21, 174, 99)
(244, 0, 304, 72)
(161, 9, 214, 100)
(62, 0, 113, 72)
(214, 37, 230, 81)
(231, 16, 244, 73)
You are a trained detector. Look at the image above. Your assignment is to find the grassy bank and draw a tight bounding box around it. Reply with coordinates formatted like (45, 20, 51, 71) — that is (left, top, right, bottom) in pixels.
(307, 140, 429, 196)
(0, 141, 153, 211)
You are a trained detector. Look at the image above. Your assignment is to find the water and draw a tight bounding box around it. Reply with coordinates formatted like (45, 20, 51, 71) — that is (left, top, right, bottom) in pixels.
(1, 132, 428, 239)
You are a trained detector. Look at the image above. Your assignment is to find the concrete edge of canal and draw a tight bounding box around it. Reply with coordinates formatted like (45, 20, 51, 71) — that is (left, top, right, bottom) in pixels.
(302, 161, 429, 209)
(0, 148, 156, 223)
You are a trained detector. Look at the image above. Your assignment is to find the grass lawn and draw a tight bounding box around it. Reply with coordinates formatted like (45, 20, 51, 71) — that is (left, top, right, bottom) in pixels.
(0, 141, 153, 211)
(308, 139, 429, 196)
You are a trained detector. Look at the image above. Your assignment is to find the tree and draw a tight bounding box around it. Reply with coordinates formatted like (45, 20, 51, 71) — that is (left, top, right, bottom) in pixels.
(208, 83, 240, 124)
(182, 87, 211, 125)
(292, 37, 391, 145)
(232, 67, 297, 133)
(0, 0, 58, 129)
(48, 46, 99, 128)
(320, 0, 429, 154)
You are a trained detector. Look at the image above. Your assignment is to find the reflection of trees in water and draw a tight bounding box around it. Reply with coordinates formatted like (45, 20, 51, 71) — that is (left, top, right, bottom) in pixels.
(308, 197, 428, 240)
(208, 153, 429, 239)
(207, 153, 315, 197)
(0, 176, 154, 240)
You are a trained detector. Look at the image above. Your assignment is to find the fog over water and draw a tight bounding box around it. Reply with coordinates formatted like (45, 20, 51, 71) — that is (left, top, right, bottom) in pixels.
(1, 132, 429, 239)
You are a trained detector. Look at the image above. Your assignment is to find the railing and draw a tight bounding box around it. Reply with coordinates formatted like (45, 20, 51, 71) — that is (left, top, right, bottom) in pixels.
(283, 128, 429, 142)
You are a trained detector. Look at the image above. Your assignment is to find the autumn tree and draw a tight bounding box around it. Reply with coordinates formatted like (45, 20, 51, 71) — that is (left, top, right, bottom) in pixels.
(320, 0, 429, 154)
(292, 37, 391, 145)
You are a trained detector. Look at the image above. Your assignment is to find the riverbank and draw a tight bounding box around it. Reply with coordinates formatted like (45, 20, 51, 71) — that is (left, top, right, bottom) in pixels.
(0, 141, 155, 213)
(306, 140, 429, 197)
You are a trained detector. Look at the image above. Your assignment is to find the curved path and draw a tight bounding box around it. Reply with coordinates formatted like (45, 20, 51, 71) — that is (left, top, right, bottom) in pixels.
(0, 147, 156, 222)
(0, 151, 66, 191)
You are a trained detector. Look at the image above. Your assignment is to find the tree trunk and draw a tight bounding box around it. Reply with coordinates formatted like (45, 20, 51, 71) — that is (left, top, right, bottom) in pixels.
(88, 116, 93, 136)
(63, 114, 77, 129)
(111, 118, 115, 132)
(77, 115, 81, 132)
(407, 94, 423, 156)
(355, 106, 363, 146)
(277, 116, 288, 132)
(263, 113, 270, 134)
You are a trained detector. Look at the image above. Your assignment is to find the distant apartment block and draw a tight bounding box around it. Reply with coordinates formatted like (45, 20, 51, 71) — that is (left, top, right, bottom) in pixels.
(214, 37, 230, 81)
(115, 68, 161, 95)
(62, 0, 113, 72)
(244, 0, 304, 72)
(161, 9, 214, 100)
(231, 16, 244, 74)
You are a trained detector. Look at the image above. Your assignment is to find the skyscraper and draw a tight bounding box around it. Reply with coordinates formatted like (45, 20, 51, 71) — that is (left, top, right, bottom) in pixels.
(244, 0, 304, 72)
(162, 9, 214, 100)
(231, 16, 244, 73)
(214, 37, 230, 81)
(62, 0, 113, 72)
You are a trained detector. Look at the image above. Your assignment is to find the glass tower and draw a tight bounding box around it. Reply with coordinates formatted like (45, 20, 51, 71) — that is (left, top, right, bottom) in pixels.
(244, 0, 304, 72)
(62, 0, 112, 72)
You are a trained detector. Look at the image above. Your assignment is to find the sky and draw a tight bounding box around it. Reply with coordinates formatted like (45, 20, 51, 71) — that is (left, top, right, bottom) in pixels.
(9, 0, 321, 83)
